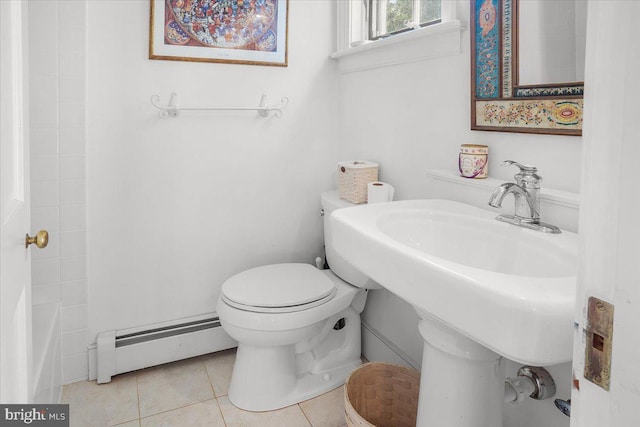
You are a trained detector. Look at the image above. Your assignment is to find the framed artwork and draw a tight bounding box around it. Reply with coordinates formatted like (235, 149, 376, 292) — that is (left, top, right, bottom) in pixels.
(149, 0, 288, 66)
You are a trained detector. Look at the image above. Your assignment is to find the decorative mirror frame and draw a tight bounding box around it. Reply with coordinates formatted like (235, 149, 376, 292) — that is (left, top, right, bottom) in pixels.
(470, 0, 584, 136)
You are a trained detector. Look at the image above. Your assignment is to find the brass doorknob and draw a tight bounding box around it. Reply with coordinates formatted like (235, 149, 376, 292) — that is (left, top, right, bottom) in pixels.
(25, 230, 49, 249)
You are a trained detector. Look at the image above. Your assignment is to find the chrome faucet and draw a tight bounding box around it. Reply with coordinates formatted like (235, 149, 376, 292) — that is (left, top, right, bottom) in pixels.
(488, 160, 561, 234)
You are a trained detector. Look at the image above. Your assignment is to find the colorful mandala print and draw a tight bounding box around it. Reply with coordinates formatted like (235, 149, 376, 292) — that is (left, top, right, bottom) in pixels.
(553, 102, 581, 126)
(479, 100, 583, 129)
(475, 0, 499, 99)
(478, 0, 497, 37)
(164, 0, 278, 51)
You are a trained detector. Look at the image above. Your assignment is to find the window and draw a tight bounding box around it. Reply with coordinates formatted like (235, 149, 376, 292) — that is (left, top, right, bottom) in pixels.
(369, 0, 441, 40)
(333, 0, 459, 59)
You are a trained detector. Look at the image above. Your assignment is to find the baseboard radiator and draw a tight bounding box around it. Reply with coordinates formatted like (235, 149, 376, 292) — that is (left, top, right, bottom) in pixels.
(91, 313, 236, 383)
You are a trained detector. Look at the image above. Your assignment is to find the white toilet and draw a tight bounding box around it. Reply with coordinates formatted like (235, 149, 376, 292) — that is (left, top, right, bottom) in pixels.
(216, 191, 377, 411)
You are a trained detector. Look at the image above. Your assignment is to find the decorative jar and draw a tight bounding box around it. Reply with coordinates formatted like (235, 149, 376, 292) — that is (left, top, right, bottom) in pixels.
(459, 144, 489, 178)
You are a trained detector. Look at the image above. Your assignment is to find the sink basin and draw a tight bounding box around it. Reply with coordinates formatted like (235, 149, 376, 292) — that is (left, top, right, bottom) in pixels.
(330, 199, 578, 366)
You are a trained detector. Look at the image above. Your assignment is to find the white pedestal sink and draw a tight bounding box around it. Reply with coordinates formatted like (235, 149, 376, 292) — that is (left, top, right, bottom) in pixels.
(330, 200, 577, 427)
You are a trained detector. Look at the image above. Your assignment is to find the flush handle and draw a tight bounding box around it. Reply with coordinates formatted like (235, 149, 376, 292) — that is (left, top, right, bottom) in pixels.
(25, 230, 49, 249)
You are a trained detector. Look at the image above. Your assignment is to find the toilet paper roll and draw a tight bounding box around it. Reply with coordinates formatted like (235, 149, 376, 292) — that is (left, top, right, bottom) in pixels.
(367, 182, 395, 204)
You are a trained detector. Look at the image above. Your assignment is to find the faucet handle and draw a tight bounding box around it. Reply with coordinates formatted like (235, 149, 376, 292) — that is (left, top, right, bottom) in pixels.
(502, 160, 542, 186)
(501, 160, 537, 173)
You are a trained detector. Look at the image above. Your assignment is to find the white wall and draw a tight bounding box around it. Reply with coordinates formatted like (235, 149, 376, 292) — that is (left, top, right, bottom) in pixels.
(335, 1, 581, 425)
(86, 1, 339, 340)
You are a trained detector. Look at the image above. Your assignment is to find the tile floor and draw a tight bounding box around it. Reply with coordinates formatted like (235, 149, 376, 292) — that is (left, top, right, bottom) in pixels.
(61, 349, 348, 427)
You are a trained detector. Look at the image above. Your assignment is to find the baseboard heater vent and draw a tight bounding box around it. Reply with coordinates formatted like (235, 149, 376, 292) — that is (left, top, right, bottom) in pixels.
(115, 317, 221, 348)
(93, 313, 236, 384)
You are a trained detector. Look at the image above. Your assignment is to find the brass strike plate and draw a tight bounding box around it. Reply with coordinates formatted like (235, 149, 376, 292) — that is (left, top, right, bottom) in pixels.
(584, 297, 614, 390)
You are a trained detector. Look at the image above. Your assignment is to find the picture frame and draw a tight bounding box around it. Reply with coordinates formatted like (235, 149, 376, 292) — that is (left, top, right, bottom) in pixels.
(470, 0, 583, 136)
(149, 0, 288, 67)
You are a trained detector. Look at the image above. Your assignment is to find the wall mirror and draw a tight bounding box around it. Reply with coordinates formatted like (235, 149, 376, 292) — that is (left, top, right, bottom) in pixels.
(471, 0, 585, 136)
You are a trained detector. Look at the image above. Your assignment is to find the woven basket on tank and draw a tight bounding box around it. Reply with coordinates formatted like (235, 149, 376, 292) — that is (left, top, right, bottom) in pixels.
(344, 362, 420, 427)
(337, 161, 379, 204)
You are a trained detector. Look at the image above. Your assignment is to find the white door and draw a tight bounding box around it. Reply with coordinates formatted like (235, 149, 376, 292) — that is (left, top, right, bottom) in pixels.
(572, 1, 640, 426)
(0, 0, 33, 403)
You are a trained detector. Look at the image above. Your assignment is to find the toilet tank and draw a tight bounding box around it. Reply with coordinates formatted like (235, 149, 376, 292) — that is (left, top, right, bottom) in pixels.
(321, 191, 379, 289)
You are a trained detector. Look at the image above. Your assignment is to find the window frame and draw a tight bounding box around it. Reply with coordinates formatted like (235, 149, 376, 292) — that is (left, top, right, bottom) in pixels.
(368, 0, 442, 41)
(335, 0, 456, 53)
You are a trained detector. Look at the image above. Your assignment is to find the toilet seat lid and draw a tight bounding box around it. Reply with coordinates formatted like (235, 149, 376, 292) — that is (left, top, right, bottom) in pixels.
(221, 263, 337, 312)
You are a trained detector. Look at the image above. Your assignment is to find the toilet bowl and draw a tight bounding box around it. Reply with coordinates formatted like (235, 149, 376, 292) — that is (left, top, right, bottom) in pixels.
(216, 191, 377, 411)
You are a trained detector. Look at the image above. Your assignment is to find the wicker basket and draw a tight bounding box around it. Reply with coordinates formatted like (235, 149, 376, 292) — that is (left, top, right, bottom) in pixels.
(338, 161, 379, 204)
(344, 362, 420, 427)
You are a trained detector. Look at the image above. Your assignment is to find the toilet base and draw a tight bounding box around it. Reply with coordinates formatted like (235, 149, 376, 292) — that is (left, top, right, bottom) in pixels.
(227, 307, 363, 411)
(229, 348, 361, 412)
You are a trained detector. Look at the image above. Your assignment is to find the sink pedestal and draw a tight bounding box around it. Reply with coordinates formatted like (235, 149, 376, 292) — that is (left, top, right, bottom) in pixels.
(416, 312, 504, 427)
